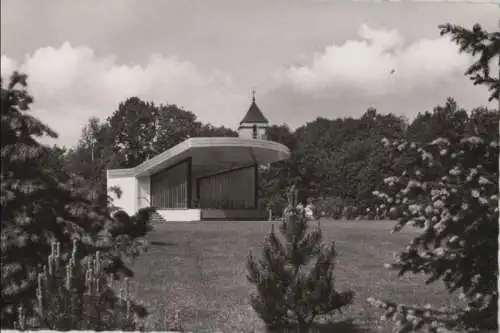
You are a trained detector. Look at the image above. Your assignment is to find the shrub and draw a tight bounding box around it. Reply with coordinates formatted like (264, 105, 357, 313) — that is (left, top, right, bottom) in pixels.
(247, 186, 354, 332)
(263, 192, 289, 219)
(315, 196, 344, 219)
(341, 205, 358, 220)
(16, 240, 147, 331)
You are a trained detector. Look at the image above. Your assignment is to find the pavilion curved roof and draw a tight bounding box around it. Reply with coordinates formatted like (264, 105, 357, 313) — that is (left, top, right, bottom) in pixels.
(107, 137, 290, 178)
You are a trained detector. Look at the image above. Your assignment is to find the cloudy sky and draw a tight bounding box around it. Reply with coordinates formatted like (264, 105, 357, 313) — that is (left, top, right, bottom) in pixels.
(1, 0, 498, 147)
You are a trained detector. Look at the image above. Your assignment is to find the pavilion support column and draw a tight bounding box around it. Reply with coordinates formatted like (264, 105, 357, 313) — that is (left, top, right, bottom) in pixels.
(196, 178, 201, 206)
(187, 157, 192, 208)
(254, 164, 259, 209)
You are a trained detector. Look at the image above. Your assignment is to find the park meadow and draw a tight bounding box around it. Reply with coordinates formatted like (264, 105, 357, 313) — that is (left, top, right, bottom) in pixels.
(130, 219, 456, 332)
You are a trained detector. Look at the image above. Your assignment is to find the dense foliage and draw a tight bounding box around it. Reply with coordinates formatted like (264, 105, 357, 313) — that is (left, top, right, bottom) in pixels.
(247, 186, 354, 332)
(259, 110, 408, 217)
(369, 107, 498, 332)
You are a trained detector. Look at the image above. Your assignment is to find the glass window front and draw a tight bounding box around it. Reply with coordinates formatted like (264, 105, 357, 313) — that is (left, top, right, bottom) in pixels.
(151, 161, 189, 209)
(198, 166, 255, 209)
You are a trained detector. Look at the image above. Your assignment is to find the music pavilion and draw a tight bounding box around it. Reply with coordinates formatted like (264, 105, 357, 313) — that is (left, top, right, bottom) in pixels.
(106, 94, 290, 221)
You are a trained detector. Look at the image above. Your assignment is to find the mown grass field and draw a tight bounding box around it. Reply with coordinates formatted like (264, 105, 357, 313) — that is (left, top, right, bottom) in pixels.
(128, 220, 458, 332)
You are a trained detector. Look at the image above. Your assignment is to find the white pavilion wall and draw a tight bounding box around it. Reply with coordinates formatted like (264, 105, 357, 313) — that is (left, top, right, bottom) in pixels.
(107, 175, 137, 216)
(137, 176, 151, 209)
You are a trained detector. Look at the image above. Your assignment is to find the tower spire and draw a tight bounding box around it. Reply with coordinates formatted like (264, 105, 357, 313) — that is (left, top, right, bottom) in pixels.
(238, 89, 269, 139)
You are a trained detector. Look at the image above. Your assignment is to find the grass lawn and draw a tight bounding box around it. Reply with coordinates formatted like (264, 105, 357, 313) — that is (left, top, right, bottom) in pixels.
(128, 220, 458, 332)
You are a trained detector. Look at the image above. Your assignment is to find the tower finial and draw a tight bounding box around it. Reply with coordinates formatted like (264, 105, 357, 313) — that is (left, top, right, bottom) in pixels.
(252, 89, 256, 103)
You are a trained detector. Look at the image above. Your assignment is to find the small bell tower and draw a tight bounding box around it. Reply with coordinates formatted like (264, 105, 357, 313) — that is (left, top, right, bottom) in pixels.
(238, 90, 269, 140)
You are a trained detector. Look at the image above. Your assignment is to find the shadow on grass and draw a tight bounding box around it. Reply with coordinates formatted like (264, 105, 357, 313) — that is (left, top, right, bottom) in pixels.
(310, 319, 371, 333)
(269, 319, 371, 333)
(150, 241, 178, 247)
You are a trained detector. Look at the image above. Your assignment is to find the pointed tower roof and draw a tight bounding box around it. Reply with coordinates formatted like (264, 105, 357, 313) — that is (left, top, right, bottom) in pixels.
(239, 90, 269, 125)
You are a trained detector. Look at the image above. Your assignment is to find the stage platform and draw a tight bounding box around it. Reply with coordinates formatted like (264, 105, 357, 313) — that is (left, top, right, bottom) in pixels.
(152, 208, 267, 222)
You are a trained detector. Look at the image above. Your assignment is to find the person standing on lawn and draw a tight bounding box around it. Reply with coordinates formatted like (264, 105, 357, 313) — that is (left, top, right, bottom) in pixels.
(305, 198, 317, 220)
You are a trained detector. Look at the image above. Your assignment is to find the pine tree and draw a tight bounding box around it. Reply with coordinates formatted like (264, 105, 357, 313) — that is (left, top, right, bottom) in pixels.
(247, 185, 354, 332)
(439, 23, 499, 102)
(1, 72, 151, 328)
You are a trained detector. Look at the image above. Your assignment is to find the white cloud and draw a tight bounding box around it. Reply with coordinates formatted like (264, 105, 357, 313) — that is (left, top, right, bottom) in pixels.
(1, 42, 242, 147)
(284, 24, 472, 97)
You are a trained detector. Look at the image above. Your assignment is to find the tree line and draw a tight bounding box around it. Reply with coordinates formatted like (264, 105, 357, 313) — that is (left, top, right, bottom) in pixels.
(260, 98, 498, 219)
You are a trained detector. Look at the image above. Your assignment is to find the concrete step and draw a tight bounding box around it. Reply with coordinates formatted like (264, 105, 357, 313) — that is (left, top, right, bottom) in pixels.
(149, 211, 167, 224)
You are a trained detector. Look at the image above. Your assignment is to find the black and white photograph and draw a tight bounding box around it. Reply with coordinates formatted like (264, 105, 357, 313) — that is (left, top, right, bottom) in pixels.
(1, 0, 499, 332)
